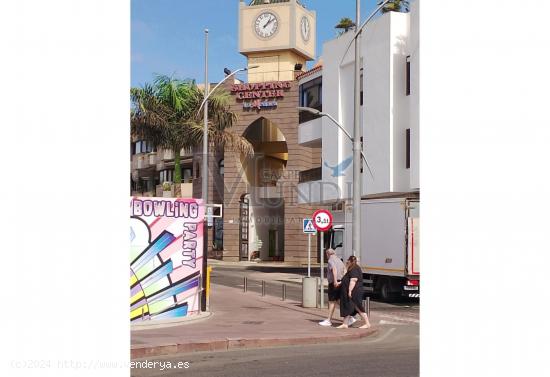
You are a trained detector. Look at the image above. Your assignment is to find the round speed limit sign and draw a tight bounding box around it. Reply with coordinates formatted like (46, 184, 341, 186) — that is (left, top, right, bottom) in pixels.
(312, 209, 333, 232)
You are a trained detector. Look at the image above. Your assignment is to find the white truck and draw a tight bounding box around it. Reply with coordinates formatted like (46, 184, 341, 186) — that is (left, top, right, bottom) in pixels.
(325, 197, 419, 301)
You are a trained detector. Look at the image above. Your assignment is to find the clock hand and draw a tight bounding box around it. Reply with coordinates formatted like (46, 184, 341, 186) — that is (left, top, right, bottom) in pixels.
(263, 17, 275, 29)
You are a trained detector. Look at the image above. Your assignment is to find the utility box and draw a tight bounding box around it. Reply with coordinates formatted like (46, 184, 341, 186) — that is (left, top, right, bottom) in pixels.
(302, 277, 317, 308)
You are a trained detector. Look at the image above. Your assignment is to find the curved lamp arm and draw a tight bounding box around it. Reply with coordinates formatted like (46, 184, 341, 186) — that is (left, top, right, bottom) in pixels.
(297, 106, 374, 179)
(198, 65, 259, 114)
(339, 0, 391, 66)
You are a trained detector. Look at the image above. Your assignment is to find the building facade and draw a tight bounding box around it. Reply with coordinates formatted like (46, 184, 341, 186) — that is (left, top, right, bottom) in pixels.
(221, 0, 320, 263)
(297, 1, 420, 205)
(131, 0, 323, 264)
(131, 0, 420, 264)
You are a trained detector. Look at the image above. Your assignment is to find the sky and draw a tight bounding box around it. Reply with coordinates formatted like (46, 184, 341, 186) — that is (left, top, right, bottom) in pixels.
(131, 0, 379, 87)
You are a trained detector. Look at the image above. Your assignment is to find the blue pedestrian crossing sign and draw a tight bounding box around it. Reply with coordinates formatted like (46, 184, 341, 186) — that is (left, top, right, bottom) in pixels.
(303, 218, 317, 234)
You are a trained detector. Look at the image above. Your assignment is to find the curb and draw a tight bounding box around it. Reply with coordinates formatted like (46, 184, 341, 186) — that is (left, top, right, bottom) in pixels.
(131, 327, 378, 359)
(131, 312, 213, 331)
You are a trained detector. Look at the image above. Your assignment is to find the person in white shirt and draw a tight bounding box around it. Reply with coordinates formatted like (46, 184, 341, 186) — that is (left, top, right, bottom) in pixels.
(318, 248, 356, 327)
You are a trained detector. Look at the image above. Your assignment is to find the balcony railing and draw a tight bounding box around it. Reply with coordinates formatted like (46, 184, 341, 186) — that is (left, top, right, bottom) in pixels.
(299, 167, 322, 183)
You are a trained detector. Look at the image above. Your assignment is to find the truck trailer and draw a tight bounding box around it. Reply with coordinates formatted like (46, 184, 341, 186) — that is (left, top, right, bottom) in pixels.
(325, 197, 419, 301)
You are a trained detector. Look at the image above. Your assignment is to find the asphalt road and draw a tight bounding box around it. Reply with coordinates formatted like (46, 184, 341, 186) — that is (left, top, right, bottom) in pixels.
(131, 324, 419, 377)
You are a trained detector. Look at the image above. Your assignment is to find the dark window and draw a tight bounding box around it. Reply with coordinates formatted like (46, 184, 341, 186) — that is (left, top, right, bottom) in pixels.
(360, 68, 364, 106)
(299, 77, 322, 123)
(406, 128, 411, 169)
(298, 167, 322, 183)
(406, 56, 411, 96)
(182, 167, 193, 183)
(213, 218, 223, 250)
(159, 169, 174, 183)
(133, 140, 154, 154)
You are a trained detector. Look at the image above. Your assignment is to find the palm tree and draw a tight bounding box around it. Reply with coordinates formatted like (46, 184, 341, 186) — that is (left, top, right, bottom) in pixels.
(379, 0, 410, 13)
(335, 17, 356, 35)
(131, 75, 252, 196)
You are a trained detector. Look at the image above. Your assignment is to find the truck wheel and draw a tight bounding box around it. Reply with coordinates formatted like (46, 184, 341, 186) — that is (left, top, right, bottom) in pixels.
(379, 279, 393, 302)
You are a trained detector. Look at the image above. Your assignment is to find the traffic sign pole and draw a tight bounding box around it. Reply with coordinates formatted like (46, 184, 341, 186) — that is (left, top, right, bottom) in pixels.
(320, 231, 324, 309)
(311, 210, 332, 310)
(308, 233, 311, 278)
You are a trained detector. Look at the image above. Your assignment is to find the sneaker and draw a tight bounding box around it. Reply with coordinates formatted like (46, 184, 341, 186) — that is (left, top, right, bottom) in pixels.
(318, 319, 332, 327)
(346, 316, 357, 326)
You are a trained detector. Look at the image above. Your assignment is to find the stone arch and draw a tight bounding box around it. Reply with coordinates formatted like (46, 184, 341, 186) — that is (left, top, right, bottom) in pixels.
(241, 117, 288, 187)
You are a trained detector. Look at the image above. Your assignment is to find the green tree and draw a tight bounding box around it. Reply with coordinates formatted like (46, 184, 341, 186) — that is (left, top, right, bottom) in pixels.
(335, 17, 356, 35)
(379, 0, 410, 13)
(131, 75, 253, 196)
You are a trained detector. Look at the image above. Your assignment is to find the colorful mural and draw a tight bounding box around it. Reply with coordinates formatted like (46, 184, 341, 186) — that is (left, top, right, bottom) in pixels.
(130, 197, 205, 322)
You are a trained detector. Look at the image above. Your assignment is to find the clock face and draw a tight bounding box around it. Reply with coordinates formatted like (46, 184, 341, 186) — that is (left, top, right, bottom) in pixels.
(300, 16, 310, 42)
(254, 12, 279, 39)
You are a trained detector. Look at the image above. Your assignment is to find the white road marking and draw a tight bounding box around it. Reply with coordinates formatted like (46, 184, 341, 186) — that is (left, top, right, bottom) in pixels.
(379, 320, 406, 326)
(378, 314, 420, 324)
(364, 327, 396, 343)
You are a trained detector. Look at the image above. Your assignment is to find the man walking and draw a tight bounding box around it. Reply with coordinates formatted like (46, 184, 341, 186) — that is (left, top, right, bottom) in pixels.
(319, 248, 355, 327)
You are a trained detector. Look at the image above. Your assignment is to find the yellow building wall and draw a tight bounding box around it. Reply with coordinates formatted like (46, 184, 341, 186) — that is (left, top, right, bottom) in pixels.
(247, 51, 305, 83)
(239, 0, 315, 83)
(294, 6, 316, 59)
(240, 4, 291, 53)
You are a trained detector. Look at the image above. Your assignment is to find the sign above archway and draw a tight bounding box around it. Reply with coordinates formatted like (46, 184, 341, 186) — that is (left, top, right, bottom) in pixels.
(230, 81, 292, 111)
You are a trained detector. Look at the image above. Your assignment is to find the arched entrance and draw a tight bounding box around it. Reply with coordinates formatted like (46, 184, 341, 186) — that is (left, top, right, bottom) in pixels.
(240, 117, 288, 261)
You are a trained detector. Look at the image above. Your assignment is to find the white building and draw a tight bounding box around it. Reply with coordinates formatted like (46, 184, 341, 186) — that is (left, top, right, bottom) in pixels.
(297, 1, 419, 205)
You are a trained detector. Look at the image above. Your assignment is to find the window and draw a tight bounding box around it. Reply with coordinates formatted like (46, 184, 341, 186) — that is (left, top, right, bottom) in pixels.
(360, 68, 364, 106)
(219, 159, 224, 176)
(133, 140, 154, 154)
(406, 56, 411, 96)
(159, 169, 174, 183)
(213, 218, 223, 250)
(406, 128, 411, 169)
(299, 77, 322, 123)
(300, 77, 322, 109)
(332, 229, 344, 249)
(182, 167, 192, 183)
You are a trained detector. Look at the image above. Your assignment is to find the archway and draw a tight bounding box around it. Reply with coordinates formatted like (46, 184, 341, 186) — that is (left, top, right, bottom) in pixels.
(240, 117, 287, 261)
(241, 117, 288, 188)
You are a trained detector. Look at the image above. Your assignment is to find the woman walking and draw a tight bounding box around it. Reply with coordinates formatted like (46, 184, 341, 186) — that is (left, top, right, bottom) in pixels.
(337, 255, 371, 329)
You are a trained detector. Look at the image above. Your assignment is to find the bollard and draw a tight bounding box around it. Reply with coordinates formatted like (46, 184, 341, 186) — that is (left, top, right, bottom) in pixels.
(243, 276, 247, 293)
(261, 280, 266, 297)
(282, 284, 287, 301)
(362, 297, 371, 318)
(141, 306, 144, 320)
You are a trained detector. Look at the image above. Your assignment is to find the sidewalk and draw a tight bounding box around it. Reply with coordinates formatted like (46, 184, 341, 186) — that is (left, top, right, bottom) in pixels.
(131, 283, 377, 359)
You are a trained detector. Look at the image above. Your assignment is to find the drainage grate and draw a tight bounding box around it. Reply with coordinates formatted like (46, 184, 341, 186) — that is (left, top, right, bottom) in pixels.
(241, 321, 264, 325)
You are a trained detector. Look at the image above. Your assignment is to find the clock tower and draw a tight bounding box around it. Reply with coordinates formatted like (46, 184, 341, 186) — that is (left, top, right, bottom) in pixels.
(239, 0, 316, 83)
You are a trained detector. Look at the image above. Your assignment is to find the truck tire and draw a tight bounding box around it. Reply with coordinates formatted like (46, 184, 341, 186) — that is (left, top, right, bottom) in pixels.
(378, 278, 394, 302)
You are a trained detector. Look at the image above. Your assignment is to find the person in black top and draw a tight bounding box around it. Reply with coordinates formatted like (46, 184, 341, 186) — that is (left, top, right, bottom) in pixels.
(337, 255, 372, 329)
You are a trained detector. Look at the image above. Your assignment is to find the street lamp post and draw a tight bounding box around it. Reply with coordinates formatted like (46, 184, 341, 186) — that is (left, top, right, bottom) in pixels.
(200, 28, 257, 312)
(352, 0, 361, 258)
(201, 28, 209, 312)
